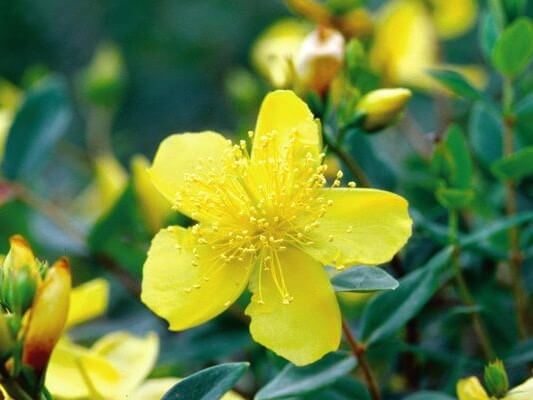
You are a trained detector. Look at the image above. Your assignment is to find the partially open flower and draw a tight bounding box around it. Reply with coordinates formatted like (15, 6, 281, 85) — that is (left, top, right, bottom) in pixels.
(356, 88, 412, 132)
(22, 258, 71, 374)
(295, 26, 345, 94)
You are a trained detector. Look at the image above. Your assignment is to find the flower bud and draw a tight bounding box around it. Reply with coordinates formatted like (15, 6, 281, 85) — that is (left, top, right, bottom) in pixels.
(295, 26, 345, 94)
(1, 235, 43, 315)
(484, 359, 509, 398)
(456, 377, 490, 400)
(81, 42, 125, 108)
(286, 0, 330, 24)
(0, 312, 14, 357)
(356, 88, 411, 132)
(22, 258, 71, 374)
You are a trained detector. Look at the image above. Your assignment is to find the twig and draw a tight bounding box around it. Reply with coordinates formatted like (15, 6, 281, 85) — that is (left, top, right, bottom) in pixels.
(342, 319, 381, 400)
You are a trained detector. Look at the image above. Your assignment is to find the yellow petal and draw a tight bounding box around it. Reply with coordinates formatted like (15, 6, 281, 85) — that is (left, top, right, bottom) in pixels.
(504, 377, 533, 400)
(457, 377, 490, 400)
(66, 278, 109, 329)
(148, 131, 232, 221)
(94, 153, 128, 216)
(304, 188, 412, 266)
(430, 0, 477, 39)
(46, 338, 121, 399)
(251, 19, 309, 88)
(141, 226, 252, 330)
(131, 154, 170, 233)
(253, 90, 321, 159)
(370, 0, 437, 87)
(91, 331, 159, 396)
(245, 247, 341, 366)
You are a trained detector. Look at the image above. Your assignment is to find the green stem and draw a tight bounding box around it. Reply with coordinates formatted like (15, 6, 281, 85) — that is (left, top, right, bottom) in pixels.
(0, 367, 34, 400)
(448, 210, 495, 360)
(502, 76, 528, 339)
(323, 132, 371, 187)
(342, 320, 381, 400)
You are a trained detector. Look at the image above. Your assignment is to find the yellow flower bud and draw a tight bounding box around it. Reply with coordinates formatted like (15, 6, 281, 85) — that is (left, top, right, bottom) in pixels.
(457, 377, 490, 400)
(295, 26, 345, 94)
(336, 8, 374, 38)
(1, 235, 42, 315)
(22, 258, 71, 374)
(94, 153, 128, 216)
(356, 88, 411, 131)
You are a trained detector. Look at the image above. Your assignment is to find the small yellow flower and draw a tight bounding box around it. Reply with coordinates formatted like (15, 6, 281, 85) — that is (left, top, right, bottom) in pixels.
(0, 79, 22, 163)
(370, 0, 437, 88)
(142, 90, 412, 365)
(457, 377, 490, 400)
(252, 19, 310, 88)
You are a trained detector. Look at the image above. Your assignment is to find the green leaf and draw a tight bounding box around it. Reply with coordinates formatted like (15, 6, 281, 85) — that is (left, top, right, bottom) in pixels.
(303, 376, 370, 400)
(491, 146, 533, 181)
(429, 70, 483, 101)
(480, 11, 500, 60)
(461, 211, 533, 247)
(88, 182, 151, 277)
(469, 102, 503, 165)
(161, 362, 248, 400)
(360, 247, 453, 346)
(492, 17, 533, 76)
(436, 187, 475, 209)
(432, 124, 473, 189)
(403, 391, 454, 400)
(1, 77, 72, 180)
(331, 266, 398, 292)
(255, 352, 356, 400)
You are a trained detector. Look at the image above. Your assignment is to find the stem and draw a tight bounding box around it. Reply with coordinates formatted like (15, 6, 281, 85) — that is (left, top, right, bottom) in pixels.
(342, 320, 381, 400)
(502, 76, 528, 339)
(448, 210, 495, 360)
(0, 367, 34, 400)
(323, 132, 371, 187)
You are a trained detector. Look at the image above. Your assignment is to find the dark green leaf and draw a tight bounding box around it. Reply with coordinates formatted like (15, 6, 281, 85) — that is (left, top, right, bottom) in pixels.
(2, 77, 72, 180)
(515, 93, 533, 145)
(303, 376, 370, 400)
(461, 211, 533, 247)
(491, 146, 533, 181)
(255, 352, 356, 400)
(404, 391, 455, 400)
(429, 70, 483, 101)
(480, 12, 500, 60)
(492, 17, 533, 76)
(469, 102, 503, 165)
(504, 339, 533, 366)
(161, 362, 249, 400)
(331, 266, 398, 292)
(360, 247, 453, 346)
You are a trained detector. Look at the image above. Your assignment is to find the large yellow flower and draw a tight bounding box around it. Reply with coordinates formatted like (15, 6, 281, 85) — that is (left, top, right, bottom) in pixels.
(142, 90, 412, 366)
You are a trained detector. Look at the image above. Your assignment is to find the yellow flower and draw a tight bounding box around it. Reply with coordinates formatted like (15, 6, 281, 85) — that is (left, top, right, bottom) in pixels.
(429, 0, 478, 39)
(370, 0, 437, 88)
(142, 90, 412, 365)
(252, 19, 310, 88)
(504, 377, 533, 400)
(457, 376, 533, 400)
(0, 79, 22, 163)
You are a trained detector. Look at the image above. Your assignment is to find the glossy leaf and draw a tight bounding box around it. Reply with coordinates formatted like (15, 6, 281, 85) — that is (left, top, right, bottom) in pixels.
(161, 362, 248, 400)
(2, 77, 72, 180)
(255, 352, 356, 400)
(331, 266, 398, 292)
(360, 247, 453, 346)
(480, 11, 500, 60)
(429, 70, 482, 101)
(492, 17, 533, 76)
